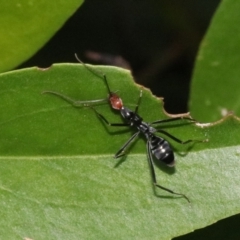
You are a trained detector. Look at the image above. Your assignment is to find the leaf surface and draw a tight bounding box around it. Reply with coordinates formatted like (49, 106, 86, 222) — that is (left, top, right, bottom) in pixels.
(0, 64, 239, 239)
(189, 0, 240, 122)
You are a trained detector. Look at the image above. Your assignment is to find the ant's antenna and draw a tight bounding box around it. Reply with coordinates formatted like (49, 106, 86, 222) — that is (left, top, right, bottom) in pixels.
(74, 53, 112, 95)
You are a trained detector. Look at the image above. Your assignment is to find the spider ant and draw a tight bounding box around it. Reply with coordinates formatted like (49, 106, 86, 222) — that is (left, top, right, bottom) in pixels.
(43, 54, 206, 202)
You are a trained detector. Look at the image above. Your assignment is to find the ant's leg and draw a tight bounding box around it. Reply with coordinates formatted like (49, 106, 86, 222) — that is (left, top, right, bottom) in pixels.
(91, 107, 140, 157)
(146, 141, 190, 202)
(151, 117, 197, 125)
(156, 129, 207, 144)
(75, 54, 112, 95)
(114, 131, 140, 158)
(134, 90, 143, 114)
(42, 91, 108, 107)
(90, 107, 131, 127)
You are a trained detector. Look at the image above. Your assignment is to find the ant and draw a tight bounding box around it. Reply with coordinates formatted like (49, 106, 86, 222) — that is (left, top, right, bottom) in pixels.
(43, 54, 206, 202)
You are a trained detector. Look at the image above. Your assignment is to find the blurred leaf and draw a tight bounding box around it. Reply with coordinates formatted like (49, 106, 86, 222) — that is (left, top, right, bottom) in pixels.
(0, 64, 240, 239)
(0, 0, 83, 72)
(179, 0, 240, 239)
(189, 0, 240, 122)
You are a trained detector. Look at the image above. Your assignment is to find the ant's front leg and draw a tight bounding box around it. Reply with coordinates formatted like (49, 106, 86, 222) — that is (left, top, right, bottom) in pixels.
(134, 90, 143, 114)
(90, 107, 131, 127)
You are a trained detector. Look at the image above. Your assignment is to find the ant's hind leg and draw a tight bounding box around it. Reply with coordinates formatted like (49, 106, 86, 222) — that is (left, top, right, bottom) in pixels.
(146, 141, 190, 203)
(151, 117, 198, 125)
(156, 129, 207, 145)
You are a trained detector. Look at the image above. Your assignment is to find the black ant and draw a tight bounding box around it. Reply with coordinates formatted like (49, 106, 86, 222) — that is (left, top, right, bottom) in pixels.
(43, 54, 206, 202)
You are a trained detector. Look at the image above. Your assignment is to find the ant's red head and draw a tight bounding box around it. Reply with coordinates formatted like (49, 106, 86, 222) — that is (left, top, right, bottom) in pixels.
(109, 93, 123, 110)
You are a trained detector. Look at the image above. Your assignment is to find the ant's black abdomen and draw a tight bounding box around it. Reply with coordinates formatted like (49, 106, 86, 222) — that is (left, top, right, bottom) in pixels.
(150, 136, 175, 167)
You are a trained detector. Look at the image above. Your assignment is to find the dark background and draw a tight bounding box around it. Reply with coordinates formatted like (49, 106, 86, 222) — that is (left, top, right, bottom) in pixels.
(20, 0, 219, 114)
(19, 0, 240, 239)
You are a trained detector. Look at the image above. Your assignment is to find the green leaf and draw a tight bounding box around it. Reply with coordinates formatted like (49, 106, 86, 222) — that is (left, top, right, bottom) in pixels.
(189, 0, 240, 122)
(0, 0, 83, 73)
(188, 1, 240, 238)
(0, 64, 240, 239)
